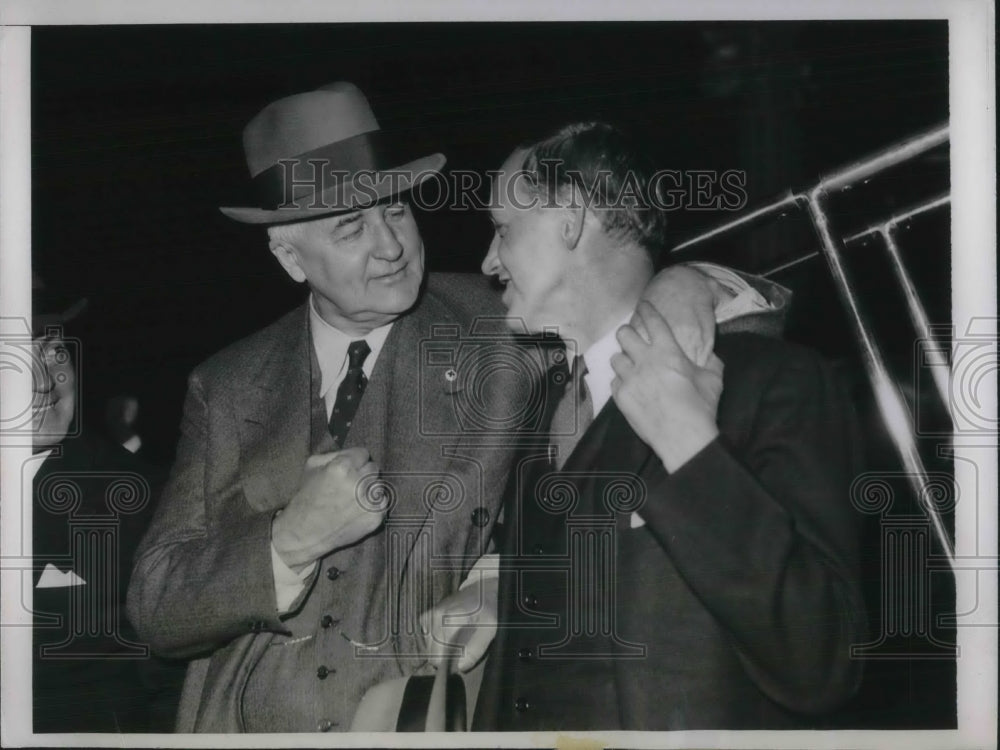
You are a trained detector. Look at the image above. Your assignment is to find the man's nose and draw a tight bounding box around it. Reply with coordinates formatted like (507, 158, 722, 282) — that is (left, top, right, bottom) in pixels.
(372, 219, 405, 262)
(481, 235, 500, 276)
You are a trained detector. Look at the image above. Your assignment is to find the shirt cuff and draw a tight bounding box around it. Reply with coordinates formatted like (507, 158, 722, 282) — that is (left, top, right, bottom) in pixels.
(687, 261, 773, 323)
(271, 543, 316, 613)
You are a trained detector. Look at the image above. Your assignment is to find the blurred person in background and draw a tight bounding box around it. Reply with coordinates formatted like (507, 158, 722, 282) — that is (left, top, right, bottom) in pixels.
(27, 272, 184, 732)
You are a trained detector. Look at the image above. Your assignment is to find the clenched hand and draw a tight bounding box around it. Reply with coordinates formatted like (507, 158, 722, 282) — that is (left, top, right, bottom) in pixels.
(271, 447, 383, 572)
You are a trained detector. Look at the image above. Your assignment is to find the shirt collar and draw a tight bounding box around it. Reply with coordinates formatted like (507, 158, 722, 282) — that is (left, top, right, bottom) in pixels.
(308, 295, 393, 401)
(580, 310, 634, 417)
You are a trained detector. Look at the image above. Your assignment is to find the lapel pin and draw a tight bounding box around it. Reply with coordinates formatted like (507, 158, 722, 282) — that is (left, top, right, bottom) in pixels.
(442, 367, 464, 395)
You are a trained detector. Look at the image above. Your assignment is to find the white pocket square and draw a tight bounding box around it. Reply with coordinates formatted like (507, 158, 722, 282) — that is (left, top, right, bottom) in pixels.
(36, 563, 86, 589)
(630, 512, 646, 529)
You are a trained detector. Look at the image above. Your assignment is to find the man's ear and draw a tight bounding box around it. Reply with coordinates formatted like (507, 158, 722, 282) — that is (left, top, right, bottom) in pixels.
(560, 204, 587, 251)
(269, 239, 307, 283)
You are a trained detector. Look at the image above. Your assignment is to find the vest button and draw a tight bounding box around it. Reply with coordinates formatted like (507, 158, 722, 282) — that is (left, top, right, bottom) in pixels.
(515, 697, 530, 712)
(517, 647, 533, 662)
(320, 614, 339, 629)
(471, 507, 490, 528)
(317, 665, 334, 679)
(317, 718, 336, 731)
(327, 567, 342, 581)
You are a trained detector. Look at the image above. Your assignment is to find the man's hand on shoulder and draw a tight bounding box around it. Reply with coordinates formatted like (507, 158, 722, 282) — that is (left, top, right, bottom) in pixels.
(611, 301, 723, 473)
(271, 447, 384, 572)
(641, 264, 735, 367)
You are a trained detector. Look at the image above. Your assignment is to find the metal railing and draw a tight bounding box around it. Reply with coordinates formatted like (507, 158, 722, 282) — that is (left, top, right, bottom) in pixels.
(670, 123, 956, 568)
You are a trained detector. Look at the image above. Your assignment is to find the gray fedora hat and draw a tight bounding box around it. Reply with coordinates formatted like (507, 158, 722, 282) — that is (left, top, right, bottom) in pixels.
(220, 82, 445, 224)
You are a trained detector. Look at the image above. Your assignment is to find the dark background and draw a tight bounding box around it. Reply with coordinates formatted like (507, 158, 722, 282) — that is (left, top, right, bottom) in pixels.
(31, 21, 955, 729)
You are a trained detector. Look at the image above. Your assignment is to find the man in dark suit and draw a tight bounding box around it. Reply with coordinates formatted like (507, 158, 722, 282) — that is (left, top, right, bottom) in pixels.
(446, 122, 868, 730)
(29, 279, 184, 732)
(127, 84, 731, 732)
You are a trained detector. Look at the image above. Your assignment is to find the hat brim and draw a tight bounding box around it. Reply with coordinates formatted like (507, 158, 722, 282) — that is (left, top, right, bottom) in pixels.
(219, 153, 446, 225)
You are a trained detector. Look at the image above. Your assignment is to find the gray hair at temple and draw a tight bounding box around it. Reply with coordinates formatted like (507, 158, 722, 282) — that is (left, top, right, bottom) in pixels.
(516, 121, 669, 260)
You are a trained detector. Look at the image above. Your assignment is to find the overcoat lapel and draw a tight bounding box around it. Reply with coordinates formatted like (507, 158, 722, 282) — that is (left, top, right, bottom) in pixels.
(561, 401, 659, 526)
(560, 401, 635, 473)
(237, 305, 313, 513)
(372, 291, 470, 551)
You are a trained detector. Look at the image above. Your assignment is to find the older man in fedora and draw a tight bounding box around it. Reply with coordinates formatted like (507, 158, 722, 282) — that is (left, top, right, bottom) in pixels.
(127, 83, 770, 733)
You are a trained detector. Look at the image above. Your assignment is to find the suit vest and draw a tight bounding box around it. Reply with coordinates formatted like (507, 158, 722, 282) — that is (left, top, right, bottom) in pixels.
(240, 339, 422, 732)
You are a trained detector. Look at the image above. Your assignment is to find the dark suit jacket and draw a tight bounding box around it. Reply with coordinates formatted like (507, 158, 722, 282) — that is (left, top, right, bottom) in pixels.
(475, 332, 868, 730)
(127, 274, 520, 732)
(32, 434, 183, 732)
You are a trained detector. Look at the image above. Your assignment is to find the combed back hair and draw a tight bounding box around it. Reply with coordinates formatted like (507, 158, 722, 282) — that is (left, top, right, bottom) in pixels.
(267, 221, 306, 246)
(518, 122, 668, 259)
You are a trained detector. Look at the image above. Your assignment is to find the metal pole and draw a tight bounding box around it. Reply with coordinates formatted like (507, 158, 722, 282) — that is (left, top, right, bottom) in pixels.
(883, 230, 951, 412)
(671, 123, 949, 258)
(763, 250, 819, 277)
(805, 191, 956, 567)
(844, 195, 952, 413)
(670, 192, 802, 254)
(667, 124, 958, 565)
(817, 123, 948, 194)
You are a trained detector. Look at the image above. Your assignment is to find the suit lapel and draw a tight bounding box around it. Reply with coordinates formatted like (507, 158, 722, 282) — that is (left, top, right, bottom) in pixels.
(374, 291, 475, 633)
(377, 290, 468, 525)
(562, 400, 659, 528)
(561, 399, 646, 476)
(238, 304, 313, 513)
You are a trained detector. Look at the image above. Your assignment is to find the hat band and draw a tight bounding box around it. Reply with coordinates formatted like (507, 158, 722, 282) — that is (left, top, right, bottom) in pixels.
(252, 129, 412, 210)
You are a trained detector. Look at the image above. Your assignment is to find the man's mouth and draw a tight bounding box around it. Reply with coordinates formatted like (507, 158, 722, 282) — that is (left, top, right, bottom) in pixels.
(374, 264, 407, 282)
(32, 394, 59, 413)
(499, 280, 515, 305)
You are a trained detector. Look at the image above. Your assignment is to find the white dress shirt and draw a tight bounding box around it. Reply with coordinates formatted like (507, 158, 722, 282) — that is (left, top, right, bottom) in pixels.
(271, 296, 394, 612)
